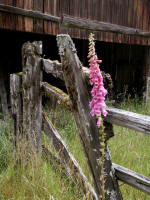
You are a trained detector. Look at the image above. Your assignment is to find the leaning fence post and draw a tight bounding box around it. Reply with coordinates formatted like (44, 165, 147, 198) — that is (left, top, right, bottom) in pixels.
(22, 41, 42, 153)
(57, 34, 122, 199)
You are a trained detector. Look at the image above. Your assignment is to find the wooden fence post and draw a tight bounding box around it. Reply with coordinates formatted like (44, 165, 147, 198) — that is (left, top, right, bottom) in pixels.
(10, 73, 22, 147)
(22, 41, 42, 154)
(57, 34, 122, 199)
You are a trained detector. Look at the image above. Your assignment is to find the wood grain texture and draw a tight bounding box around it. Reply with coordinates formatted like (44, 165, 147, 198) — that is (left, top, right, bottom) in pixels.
(23, 0, 33, 32)
(106, 107, 150, 135)
(33, 0, 43, 33)
(22, 41, 42, 153)
(10, 73, 22, 147)
(62, 15, 150, 38)
(0, 0, 150, 45)
(113, 163, 150, 195)
(42, 59, 64, 80)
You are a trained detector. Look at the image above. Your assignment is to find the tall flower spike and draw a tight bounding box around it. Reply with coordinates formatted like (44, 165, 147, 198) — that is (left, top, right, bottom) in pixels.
(88, 33, 108, 127)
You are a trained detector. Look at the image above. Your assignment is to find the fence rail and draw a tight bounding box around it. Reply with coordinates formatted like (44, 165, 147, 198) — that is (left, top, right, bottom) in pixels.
(42, 81, 150, 135)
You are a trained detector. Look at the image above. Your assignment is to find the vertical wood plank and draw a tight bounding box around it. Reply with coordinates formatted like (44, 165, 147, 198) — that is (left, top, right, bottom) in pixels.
(33, 0, 43, 33)
(15, 0, 24, 31)
(22, 41, 42, 153)
(24, 0, 33, 32)
(10, 74, 22, 147)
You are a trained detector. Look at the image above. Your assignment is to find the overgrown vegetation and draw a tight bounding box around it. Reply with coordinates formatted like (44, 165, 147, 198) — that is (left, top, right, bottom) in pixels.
(0, 98, 150, 199)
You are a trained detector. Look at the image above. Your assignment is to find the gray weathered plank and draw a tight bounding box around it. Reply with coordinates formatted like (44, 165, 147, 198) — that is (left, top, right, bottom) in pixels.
(42, 59, 89, 81)
(106, 107, 150, 135)
(42, 113, 98, 200)
(42, 59, 113, 94)
(62, 15, 150, 38)
(113, 163, 150, 195)
(10, 73, 22, 147)
(42, 59, 64, 80)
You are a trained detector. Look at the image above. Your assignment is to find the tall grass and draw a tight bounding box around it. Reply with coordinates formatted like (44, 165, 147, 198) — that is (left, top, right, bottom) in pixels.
(0, 97, 150, 199)
(0, 117, 84, 200)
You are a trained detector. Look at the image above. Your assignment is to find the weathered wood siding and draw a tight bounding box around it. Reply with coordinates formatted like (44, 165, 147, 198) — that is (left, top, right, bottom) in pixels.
(0, 0, 150, 45)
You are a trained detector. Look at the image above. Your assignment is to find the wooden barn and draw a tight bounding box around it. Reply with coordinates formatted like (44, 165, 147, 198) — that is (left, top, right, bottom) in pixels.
(0, 0, 150, 113)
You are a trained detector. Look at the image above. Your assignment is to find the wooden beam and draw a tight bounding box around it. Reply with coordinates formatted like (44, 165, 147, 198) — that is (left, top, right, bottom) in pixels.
(42, 113, 98, 200)
(42, 82, 150, 135)
(0, 3, 60, 23)
(42, 59, 113, 93)
(0, 4, 150, 38)
(42, 82, 71, 109)
(113, 163, 150, 195)
(42, 58, 91, 81)
(62, 15, 150, 38)
(106, 107, 150, 135)
(42, 59, 64, 80)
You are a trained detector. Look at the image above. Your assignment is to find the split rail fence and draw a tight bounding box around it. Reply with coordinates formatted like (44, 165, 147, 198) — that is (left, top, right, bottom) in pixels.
(10, 35, 150, 200)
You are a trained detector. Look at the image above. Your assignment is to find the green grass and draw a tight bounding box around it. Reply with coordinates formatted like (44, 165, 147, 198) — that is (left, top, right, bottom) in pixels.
(0, 98, 150, 199)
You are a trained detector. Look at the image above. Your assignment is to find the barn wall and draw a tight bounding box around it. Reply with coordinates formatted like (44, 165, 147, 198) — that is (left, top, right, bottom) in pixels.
(0, 0, 150, 45)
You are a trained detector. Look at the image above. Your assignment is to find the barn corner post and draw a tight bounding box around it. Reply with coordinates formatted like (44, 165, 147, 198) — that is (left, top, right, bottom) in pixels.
(57, 34, 122, 200)
(22, 41, 43, 155)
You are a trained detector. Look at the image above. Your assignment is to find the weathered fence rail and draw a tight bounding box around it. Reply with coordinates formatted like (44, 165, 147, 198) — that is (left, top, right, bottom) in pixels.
(42, 81, 150, 135)
(10, 36, 150, 199)
(43, 113, 98, 199)
(113, 164, 150, 195)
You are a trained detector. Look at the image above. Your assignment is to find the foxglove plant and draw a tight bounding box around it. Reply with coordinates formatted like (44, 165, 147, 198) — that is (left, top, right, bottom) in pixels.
(88, 33, 108, 128)
(88, 33, 108, 200)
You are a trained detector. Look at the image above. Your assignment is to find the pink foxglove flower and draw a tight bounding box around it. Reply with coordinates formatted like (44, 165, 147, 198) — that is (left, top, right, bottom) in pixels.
(88, 33, 107, 127)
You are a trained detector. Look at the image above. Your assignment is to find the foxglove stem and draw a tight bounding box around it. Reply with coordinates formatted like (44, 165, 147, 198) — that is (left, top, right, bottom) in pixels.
(88, 33, 108, 127)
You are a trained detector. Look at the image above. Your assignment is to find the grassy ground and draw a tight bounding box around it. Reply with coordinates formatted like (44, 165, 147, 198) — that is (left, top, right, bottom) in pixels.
(0, 98, 150, 199)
